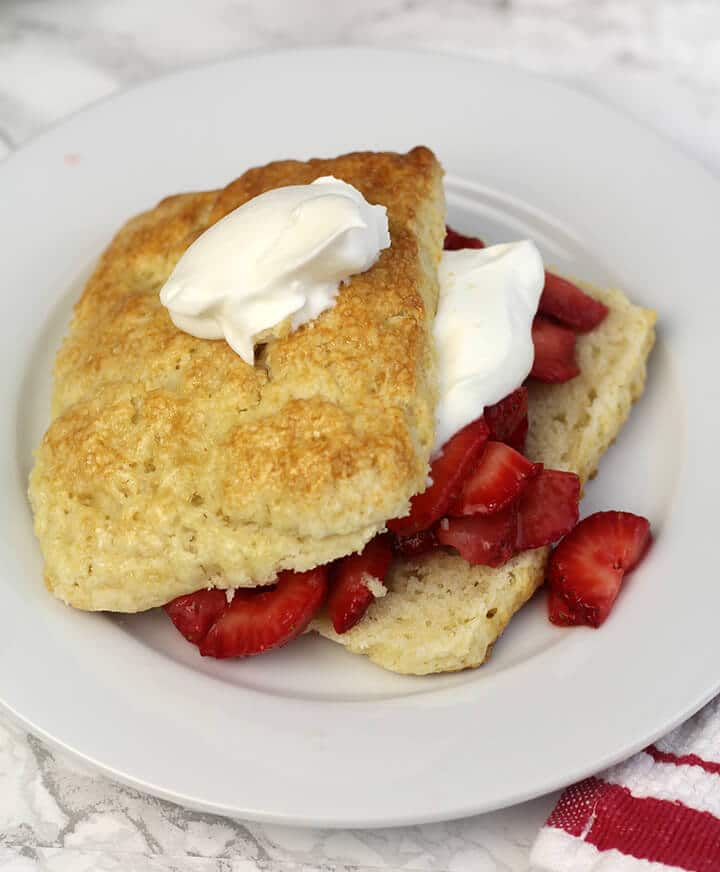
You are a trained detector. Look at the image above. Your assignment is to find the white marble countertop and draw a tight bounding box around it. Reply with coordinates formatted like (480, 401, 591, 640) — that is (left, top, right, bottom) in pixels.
(1, 2, 718, 870)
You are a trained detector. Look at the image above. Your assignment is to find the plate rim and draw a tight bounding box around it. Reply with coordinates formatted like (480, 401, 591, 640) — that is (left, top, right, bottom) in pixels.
(2, 43, 717, 190)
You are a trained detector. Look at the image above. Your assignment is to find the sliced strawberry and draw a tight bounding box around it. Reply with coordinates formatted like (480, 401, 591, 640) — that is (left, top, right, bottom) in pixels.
(547, 511, 651, 628)
(530, 316, 580, 383)
(328, 536, 393, 634)
(436, 507, 517, 567)
(547, 587, 579, 626)
(516, 468, 581, 550)
(387, 417, 490, 536)
(392, 527, 440, 557)
(450, 441, 541, 517)
(484, 388, 528, 446)
(199, 567, 328, 658)
(165, 589, 228, 644)
(540, 271, 609, 333)
(506, 415, 529, 453)
(444, 225, 485, 250)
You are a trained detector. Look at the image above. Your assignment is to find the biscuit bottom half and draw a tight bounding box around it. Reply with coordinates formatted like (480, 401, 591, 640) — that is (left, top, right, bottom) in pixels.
(312, 284, 656, 674)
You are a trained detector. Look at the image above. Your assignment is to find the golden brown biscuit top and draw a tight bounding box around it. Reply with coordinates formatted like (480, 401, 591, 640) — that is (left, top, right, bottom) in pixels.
(31, 148, 445, 609)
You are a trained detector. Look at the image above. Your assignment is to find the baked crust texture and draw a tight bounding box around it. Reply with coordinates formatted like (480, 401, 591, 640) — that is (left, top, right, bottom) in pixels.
(29, 148, 446, 611)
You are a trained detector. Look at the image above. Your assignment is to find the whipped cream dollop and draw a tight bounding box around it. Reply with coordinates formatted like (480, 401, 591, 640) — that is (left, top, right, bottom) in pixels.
(159, 176, 390, 364)
(433, 241, 544, 451)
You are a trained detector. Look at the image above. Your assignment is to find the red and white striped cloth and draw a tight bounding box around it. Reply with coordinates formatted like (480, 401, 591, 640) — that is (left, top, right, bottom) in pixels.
(531, 696, 720, 871)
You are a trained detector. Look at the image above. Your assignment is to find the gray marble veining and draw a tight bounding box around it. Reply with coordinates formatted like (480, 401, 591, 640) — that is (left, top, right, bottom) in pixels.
(1, 0, 719, 173)
(0, 710, 549, 870)
(1, 1, 718, 870)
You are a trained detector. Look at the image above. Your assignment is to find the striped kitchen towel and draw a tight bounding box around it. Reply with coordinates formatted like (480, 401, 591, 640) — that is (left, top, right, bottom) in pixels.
(531, 696, 720, 871)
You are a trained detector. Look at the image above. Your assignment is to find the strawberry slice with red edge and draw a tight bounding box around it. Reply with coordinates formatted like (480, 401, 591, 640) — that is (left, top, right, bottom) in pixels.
(436, 506, 517, 567)
(540, 271, 609, 333)
(392, 527, 439, 557)
(547, 511, 651, 627)
(327, 535, 393, 634)
(484, 388, 528, 447)
(547, 587, 577, 626)
(450, 441, 542, 517)
(387, 417, 490, 536)
(516, 468, 581, 550)
(530, 316, 580, 383)
(506, 415, 529, 453)
(165, 589, 228, 644)
(444, 226, 485, 250)
(199, 567, 328, 658)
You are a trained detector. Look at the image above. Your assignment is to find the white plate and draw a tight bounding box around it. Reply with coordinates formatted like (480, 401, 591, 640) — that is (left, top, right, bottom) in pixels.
(1, 47, 718, 828)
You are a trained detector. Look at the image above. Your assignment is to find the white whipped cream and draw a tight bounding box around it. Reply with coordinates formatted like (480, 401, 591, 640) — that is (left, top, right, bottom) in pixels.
(159, 176, 390, 364)
(433, 241, 544, 451)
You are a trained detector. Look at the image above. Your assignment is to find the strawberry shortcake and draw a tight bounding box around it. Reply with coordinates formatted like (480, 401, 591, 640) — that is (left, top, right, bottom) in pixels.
(29, 147, 656, 674)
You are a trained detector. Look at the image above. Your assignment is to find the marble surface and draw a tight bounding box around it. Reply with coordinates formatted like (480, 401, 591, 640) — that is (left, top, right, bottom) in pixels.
(1, 2, 718, 870)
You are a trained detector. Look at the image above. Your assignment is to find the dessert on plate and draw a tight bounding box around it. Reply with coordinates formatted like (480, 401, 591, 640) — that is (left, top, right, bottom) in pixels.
(29, 147, 656, 675)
